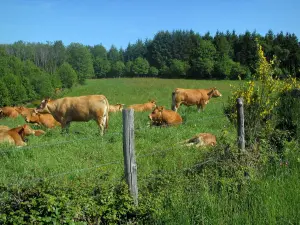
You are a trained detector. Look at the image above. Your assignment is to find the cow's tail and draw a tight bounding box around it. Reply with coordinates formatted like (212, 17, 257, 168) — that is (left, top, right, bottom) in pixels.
(105, 98, 109, 130)
(171, 90, 176, 111)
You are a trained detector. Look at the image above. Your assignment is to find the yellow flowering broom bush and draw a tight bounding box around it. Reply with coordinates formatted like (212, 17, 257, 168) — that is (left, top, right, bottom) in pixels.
(224, 41, 299, 149)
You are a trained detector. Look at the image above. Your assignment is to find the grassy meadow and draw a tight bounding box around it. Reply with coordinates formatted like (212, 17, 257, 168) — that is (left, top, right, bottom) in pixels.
(1, 78, 299, 224)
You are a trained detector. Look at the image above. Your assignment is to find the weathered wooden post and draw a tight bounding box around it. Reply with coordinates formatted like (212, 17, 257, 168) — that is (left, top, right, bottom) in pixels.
(237, 98, 246, 152)
(122, 108, 138, 205)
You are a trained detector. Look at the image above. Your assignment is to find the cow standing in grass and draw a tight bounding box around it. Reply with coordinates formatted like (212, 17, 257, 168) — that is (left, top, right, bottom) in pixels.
(36, 95, 109, 135)
(172, 87, 222, 112)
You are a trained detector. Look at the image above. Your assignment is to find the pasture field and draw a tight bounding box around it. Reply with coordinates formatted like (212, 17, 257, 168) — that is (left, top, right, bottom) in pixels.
(0, 78, 235, 186)
(1, 78, 299, 224)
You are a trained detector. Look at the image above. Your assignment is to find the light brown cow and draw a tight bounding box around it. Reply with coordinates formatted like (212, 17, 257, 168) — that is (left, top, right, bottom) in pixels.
(181, 133, 217, 147)
(25, 111, 61, 128)
(36, 95, 109, 135)
(171, 87, 222, 112)
(0, 124, 45, 137)
(14, 106, 36, 118)
(127, 100, 156, 112)
(148, 106, 183, 127)
(0, 107, 19, 118)
(0, 125, 32, 146)
(109, 104, 124, 113)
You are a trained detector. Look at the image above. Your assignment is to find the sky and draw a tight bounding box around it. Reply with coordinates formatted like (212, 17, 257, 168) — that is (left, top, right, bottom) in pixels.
(0, 0, 299, 49)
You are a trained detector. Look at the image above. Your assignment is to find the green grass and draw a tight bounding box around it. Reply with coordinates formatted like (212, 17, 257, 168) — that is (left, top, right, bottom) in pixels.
(1, 78, 299, 224)
(0, 78, 236, 186)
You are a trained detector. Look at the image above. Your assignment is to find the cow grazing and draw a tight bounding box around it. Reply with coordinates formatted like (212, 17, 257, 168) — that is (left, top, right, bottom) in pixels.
(15, 106, 36, 118)
(181, 133, 217, 147)
(109, 104, 125, 113)
(36, 95, 109, 135)
(25, 111, 61, 128)
(148, 106, 183, 127)
(0, 107, 19, 118)
(0, 125, 30, 146)
(171, 87, 222, 112)
(127, 100, 156, 112)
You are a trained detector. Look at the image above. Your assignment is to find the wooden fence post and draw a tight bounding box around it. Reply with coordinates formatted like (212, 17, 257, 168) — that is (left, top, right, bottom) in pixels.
(122, 108, 138, 206)
(236, 98, 246, 152)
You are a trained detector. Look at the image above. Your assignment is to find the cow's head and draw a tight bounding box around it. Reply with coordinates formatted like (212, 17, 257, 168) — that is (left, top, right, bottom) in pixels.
(36, 98, 51, 113)
(209, 87, 222, 98)
(116, 103, 125, 111)
(22, 124, 36, 136)
(148, 106, 164, 120)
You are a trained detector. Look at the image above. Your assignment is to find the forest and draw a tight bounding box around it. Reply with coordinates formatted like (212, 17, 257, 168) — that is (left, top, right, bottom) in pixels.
(0, 29, 299, 106)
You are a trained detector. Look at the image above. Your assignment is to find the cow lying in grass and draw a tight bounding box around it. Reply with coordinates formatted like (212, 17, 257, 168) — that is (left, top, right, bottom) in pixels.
(148, 106, 183, 127)
(0, 124, 45, 147)
(36, 95, 110, 135)
(26, 111, 61, 128)
(181, 133, 217, 147)
(0, 107, 19, 118)
(128, 100, 156, 112)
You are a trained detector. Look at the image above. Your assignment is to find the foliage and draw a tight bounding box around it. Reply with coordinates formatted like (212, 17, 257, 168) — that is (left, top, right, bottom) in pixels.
(131, 57, 150, 76)
(1, 74, 27, 105)
(225, 42, 300, 150)
(93, 57, 111, 78)
(110, 61, 125, 78)
(169, 59, 190, 77)
(148, 66, 159, 77)
(0, 79, 11, 106)
(56, 62, 77, 88)
(67, 43, 94, 84)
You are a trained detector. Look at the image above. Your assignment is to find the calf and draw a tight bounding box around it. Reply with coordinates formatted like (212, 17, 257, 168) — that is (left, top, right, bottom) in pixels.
(181, 133, 217, 147)
(36, 95, 109, 135)
(25, 112, 61, 128)
(148, 106, 183, 127)
(128, 100, 156, 112)
(109, 104, 124, 113)
(0, 107, 19, 118)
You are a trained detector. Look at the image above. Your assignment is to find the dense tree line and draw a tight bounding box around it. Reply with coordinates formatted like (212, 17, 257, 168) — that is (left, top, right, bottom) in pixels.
(0, 30, 299, 106)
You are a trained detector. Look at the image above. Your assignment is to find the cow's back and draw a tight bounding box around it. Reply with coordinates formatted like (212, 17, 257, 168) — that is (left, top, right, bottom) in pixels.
(54, 95, 109, 121)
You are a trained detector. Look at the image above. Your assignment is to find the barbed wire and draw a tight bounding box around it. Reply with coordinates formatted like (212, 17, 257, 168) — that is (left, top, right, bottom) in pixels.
(2, 159, 123, 188)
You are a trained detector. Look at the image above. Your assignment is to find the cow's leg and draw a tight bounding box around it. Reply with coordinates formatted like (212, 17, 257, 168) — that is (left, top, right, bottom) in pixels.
(174, 103, 180, 112)
(197, 104, 201, 112)
(96, 116, 106, 136)
(61, 121, 70, 134)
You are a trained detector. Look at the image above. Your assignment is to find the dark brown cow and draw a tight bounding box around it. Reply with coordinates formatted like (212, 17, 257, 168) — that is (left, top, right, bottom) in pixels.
(148, 106, 183, 127)
(0, 107, 19, 118)
(128, 100, 156, 112)
(181, 133, 217, 147)
(171, 87, 222, 112)
(25, 111, 61, 128)
(109, 104, 124, 113)
(36, 95, 109, 135)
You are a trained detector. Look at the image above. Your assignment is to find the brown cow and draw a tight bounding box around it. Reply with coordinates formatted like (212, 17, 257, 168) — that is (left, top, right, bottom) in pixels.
(171, 87, 222, 112)
(0, 124, 45, 137)
(128, 100, 156, 112)
(0, 107, 19, 118)
(148, 106, 183, 127)
(181, 133, 217, 147)
(0, 125, 32, 146)
(109, 104, 124, 113)
(36, 95, 109, 135)
(14, 106, 36, 118)
(25, 111, 61, 129)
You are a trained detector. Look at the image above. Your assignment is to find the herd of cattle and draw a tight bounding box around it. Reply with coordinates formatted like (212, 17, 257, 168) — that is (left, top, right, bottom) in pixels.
(0, 87, 222, 148)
